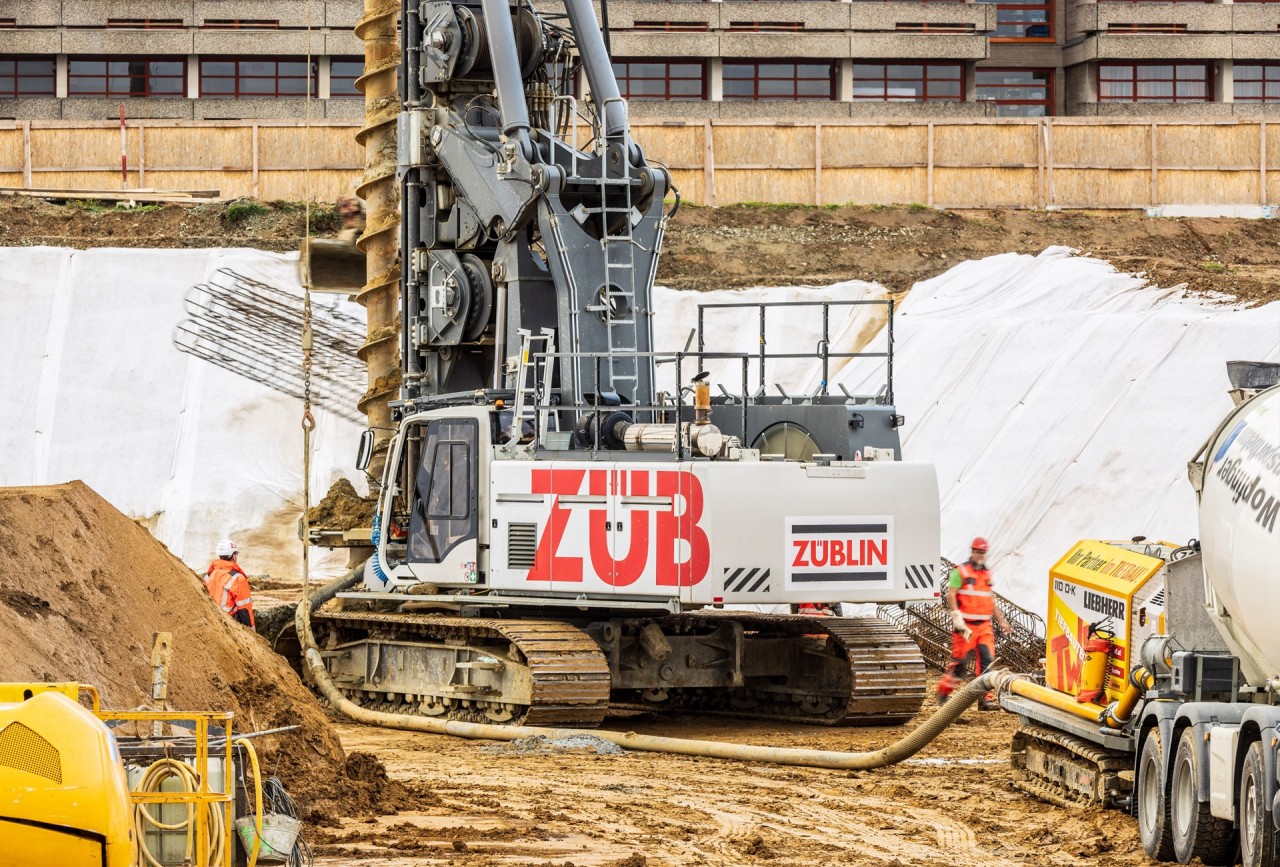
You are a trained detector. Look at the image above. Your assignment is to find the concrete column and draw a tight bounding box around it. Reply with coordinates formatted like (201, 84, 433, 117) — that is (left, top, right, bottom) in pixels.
(55, 54, 68, 98)
(709, 56, 723, 101)
(318, 55, 332, 99)
(186, 55, 198, 99)
(837, 58, 853, 101)
(964, 62, 978, 102)
(1217, 60, 1233, 103)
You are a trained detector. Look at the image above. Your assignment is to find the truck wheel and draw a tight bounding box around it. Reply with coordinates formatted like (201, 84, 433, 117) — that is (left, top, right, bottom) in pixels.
(1139, 728, 1176, 861)
(1171, 726, 1238, 865)
(1240, 740, 1279, 867)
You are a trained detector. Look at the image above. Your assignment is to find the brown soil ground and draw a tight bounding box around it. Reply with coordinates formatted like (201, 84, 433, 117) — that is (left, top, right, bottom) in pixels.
(310, 698, 1142, 867)
(2, 198, 1276, 304)
(0, 481, 423, 821)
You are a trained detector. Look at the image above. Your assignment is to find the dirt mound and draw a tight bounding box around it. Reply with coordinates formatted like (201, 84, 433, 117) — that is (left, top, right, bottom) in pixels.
(307, 477, 377, 531)
(0, 480, 401, 818)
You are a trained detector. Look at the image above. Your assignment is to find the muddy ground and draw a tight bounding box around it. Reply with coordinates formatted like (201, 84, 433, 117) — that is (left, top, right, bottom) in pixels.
(2, 197, 1277, 304)
(307, 701, 1141, 867)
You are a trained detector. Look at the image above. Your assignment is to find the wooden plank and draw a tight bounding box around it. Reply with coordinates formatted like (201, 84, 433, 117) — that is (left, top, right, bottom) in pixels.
(22, 121, 31, 189)
(252, 123, 260, 200)
(137, 127, 146, 187)
(814, 122, 822, 208)
(926, 122, 934, 208)
(703, 120, 715, 208)
(1261, 121, 1268, 207)
(1151, 122, 1158, 208)
(1046, 119, 1055, 207)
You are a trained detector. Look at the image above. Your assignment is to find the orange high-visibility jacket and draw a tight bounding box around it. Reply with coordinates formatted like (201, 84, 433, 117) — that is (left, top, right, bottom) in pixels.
(205, 558, 256, 627)
(954, 562, 995, 622)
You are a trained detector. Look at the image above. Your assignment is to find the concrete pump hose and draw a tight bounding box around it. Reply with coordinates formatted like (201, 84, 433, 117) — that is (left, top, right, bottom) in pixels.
(297, 572, 1011, 769)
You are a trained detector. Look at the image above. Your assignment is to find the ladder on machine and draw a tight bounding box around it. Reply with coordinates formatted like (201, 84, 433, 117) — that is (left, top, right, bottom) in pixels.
(508, 328, 556, 446)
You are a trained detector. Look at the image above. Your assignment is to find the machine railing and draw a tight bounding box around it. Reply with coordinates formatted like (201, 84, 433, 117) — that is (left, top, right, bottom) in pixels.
(694, 298, 896, 404)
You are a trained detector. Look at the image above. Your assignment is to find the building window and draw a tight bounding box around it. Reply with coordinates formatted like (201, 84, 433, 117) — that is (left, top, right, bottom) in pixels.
(1235, 64, 1280, 102)
(200, 58, 314, 98)
(330, 57, 363, 97)
(613, 60, 705, 99)
(201, 20, 282, 29)
(976, 0, 1053, 40)
(105, 19, 184, 29)
(976, 68, 1052, 115)
(1097, 63, 1211, 102)
(68, 58, 186, 97)
(852, 63, 964, 101)
(723, 61, 835, 100)
(0, 56, 55, 97)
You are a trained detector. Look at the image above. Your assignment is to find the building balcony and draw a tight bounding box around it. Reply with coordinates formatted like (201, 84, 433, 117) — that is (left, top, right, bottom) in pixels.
(850, 2, 996, 32)
(0, 31, 61, 53)
(61, 30, 197, 54)
(1065, 33, 1232, 63)
(194, 30, 314, 55)
(850, 33, 990, 60)
(64, 2, 196, 27)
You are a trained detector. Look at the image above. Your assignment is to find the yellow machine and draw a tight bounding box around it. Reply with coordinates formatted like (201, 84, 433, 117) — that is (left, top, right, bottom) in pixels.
(0, 684, 133, 867)
(1044, 539, 1168, 705)
(0, 682, 274, 867)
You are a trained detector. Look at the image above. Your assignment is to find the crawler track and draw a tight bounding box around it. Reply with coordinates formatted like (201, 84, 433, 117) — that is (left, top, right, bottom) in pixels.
(313, 610, 925, 727)
(315, 611, 612, 726)
(612, 614, 928, 726)
(1010, 723, 1132, 809)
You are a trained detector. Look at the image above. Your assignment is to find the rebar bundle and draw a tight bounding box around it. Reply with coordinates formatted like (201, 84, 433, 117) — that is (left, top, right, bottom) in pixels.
(877, 558, 1046, 674)
(173, 268, 367, 423)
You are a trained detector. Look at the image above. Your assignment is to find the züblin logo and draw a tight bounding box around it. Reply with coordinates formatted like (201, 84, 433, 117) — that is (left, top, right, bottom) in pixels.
(1215, 457, 1280, 534)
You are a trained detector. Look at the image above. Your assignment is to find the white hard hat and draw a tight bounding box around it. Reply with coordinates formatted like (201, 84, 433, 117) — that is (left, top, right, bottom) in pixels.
(215, 539, 238, 559)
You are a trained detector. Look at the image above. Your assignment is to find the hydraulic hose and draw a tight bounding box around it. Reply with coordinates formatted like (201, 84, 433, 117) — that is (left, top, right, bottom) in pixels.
(295, 578, 1013, 770)
(133, 758, 225, 867)
(234, 737, 265, 867)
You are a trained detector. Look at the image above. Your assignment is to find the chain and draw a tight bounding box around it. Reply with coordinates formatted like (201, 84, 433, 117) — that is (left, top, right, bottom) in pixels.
(301, 0, 316, 591)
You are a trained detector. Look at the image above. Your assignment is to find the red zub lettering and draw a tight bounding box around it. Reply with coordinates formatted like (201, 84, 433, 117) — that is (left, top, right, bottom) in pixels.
(590, 470, 650, 587)
(526, 469, 585, 583)
(655, 471, 709, 587)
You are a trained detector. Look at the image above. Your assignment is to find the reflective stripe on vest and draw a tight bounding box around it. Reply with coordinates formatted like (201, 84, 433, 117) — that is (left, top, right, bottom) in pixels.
(956, 562, 995, 620)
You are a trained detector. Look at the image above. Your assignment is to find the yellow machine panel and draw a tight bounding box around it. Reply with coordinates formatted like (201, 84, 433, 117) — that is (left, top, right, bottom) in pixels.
(0, 691, 133, 867)
(1046, 540, 1167, 703)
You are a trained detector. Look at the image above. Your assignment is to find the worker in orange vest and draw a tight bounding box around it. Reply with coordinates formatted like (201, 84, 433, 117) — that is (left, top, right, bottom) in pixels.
(793, 602, 836, 616)
(937, 537, 1010, 709)
(204, 539, 256, 629)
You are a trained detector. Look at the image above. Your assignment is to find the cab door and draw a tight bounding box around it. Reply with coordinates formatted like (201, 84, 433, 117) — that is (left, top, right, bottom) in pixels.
(407, 417, 479, 583)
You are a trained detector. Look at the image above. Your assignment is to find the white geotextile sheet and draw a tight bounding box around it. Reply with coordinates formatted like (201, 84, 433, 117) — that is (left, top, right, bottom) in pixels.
(0, 246, 364, 581)
(656, 247, 1280, 612)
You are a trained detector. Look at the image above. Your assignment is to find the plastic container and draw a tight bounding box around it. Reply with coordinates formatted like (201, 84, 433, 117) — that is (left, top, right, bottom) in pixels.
(234, 813, 302, 864)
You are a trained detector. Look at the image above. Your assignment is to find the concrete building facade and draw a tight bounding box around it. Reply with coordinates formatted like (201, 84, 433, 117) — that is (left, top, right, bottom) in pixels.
(1, 0, 1278, 120)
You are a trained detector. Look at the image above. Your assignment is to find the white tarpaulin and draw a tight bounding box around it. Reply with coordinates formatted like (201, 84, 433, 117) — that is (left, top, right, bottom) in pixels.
(656, 248, 1280, 610)
(0, 246, 364, 580)
(4, 245, 1277, 611)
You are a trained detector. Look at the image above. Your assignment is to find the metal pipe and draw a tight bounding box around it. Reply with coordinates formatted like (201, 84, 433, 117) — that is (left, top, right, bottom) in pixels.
(1102, 667, 1154, 728)
(479, 0, 531, 148)
(562, 0, 628, 138)
(1007, 677, 1108, 724)
(354, 0, 402, 482)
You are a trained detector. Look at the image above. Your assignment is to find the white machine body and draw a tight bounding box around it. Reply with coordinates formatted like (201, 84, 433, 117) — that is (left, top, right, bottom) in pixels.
(370, 406, 941, 608)
(1197, 383, 1280, 684)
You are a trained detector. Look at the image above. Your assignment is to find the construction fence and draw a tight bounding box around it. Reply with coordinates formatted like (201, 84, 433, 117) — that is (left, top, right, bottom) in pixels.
(1, 117, 1277, 210)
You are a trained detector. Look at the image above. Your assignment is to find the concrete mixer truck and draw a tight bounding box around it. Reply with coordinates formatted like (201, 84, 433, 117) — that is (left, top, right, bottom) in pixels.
(998, 360, 1280, 867)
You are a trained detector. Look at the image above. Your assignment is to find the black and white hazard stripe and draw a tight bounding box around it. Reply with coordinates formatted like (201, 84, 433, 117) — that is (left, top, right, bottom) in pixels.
(723, 567, 772, 594)
(904, 563, 935, 590)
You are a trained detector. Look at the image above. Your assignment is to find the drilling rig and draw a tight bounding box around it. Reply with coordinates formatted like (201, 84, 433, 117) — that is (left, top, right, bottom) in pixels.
(301, 0, 943, 728)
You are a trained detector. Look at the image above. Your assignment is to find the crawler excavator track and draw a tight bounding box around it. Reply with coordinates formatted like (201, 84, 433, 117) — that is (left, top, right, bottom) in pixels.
(311, 610, 926, 728)
(1010, 723, 1132, 809)
(314, 611, 612, 726)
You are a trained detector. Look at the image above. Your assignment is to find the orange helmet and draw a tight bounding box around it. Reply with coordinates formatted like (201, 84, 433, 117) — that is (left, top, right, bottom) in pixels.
(970, 537, 990, 553)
